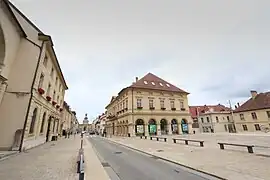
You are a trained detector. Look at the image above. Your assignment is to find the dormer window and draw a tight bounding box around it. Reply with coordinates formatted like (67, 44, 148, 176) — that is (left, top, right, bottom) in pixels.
(166, 84, 170, 87)
(144, 81, 148, 84)
(151, 82, 155, 85)
(159, 83, 163, 86)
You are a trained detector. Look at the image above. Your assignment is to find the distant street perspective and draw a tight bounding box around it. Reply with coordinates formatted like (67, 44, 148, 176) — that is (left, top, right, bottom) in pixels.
(1, 0, 270, 180)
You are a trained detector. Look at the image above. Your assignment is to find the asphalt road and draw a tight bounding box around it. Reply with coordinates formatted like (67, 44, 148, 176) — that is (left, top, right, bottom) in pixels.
(88, 136, 220, 180)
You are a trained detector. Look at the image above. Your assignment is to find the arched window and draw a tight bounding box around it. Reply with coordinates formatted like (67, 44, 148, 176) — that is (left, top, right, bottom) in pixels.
(29, 108, 38, 134)
(40, 112, 46, 133)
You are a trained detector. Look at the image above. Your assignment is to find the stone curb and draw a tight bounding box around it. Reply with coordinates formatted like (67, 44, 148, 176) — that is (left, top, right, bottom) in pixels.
(83, 137, 110, 180)
(105, 137, 227, 180)
(0, 151, 19, 162)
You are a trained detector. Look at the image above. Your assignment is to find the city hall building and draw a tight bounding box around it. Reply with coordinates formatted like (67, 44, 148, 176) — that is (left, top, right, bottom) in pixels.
(105, 73, 193, 136)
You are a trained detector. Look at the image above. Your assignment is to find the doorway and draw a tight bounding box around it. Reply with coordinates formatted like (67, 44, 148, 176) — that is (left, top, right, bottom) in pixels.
(46, 116, 52, 142)
(160, 119, 168, 135)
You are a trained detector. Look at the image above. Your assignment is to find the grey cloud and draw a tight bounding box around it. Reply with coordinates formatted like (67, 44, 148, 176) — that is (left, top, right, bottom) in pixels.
(10, 0, 270, 121)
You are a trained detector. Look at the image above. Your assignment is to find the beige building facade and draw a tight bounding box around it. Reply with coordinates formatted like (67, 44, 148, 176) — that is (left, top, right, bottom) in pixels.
(190, 105, 235, 133)
(105, 73, 193, 137)
(0, 0, 68, 151)
(199, 112, 235, 133)
(61, 101, 78, 135)
(234, 91, 270, 133)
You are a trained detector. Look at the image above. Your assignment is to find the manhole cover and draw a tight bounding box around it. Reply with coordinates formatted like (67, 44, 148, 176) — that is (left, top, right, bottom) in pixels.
(114, 151, 122, 154)
(101, 162, 110, 167)
(156, 149, 164, 152)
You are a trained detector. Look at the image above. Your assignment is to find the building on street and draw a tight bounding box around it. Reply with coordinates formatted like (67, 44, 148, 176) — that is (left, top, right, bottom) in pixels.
(234, 90, 270, 133)
(190, 104, 235, 133)
(61, 101, 78, 136)
(105, 73, 192, 137)
(99, 112, 107, 135)
(79, 113, 91, 132)
(0, 0, 69, 151)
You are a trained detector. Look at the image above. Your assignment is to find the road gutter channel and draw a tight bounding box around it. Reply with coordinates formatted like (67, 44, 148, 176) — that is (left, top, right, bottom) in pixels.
(104, 138, 226, 180)
(87, 138, 121, 180)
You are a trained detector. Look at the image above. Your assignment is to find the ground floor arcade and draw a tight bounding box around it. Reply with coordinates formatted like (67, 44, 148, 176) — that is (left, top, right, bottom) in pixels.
(105, 115, 193, 137)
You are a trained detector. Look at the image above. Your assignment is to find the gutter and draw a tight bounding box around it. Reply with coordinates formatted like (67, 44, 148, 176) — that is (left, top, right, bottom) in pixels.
(19, 40, 47, 152)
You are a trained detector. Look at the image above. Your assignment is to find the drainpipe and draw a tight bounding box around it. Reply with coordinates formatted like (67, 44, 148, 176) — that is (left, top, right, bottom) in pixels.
(131, 88, 134, 135)
(210, 114, 214, 133)
(19, 40, 46, 152)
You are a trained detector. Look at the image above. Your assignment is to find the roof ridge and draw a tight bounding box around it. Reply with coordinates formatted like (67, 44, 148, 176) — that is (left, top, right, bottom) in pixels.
(130, 72, 189, 94)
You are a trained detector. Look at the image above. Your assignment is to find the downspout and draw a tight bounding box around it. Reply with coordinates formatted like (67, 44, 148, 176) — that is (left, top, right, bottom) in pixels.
(131, 88, 134, 135)
(210, 114, 214, 133)
(19, 40, 46, 152)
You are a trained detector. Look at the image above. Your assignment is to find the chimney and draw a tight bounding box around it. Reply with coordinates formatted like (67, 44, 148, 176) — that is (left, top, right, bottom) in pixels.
(250, 90, 257, 99)
(234, 105, 237, 109)
(237, 102, 240, 107)
(135, 77, 138, 82)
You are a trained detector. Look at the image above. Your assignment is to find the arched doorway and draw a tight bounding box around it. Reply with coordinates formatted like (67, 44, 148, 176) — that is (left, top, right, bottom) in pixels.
(125, 120, 129, 135)
(171, 119, 178, 134)
(160, 119, 168, 135)
(135, 119, 144, 135)
(112, 122, 115, 135)
(29, 108, 38, 134)
(148, 119, 157, 135)
(0, 26, 5, 67)
(40, 112, 46, 133)
(46, 116, 52, 142)
(181, 119, 188, 134)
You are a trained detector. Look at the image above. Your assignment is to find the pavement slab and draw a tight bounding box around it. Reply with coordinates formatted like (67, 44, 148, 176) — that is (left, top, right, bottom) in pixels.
(107, 134, 270, 180)
(88, 136, 219, 180)
(0, 136, 80, 180)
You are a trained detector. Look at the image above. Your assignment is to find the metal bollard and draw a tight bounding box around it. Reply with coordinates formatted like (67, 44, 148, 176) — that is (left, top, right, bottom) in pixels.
(79, 154, 84, 180)
(80, 139, 83, 149)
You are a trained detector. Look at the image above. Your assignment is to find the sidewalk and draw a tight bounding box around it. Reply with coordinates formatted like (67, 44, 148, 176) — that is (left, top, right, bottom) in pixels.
(0, 136, 80, 180)
(0, 135, 110, 180)
(0, 151, 18, 161)
(108, 136, 270, 180)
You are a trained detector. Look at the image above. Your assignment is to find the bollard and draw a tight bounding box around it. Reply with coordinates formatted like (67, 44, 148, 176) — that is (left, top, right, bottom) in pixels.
(79, 154, 84, 180)
(80, 139, 83, 149)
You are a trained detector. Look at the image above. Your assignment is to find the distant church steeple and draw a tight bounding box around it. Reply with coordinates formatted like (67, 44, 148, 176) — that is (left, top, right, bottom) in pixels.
(83, 113, 89, 124)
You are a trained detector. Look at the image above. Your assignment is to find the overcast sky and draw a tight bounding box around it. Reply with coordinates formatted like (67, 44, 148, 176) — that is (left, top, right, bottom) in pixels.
(10, 0, 270, 122)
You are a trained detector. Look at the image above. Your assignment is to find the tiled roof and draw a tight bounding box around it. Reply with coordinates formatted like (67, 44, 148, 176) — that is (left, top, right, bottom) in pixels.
(189, 104, 231, 118)
(130, 73, 189, 94)
(234, 92, 270, 112)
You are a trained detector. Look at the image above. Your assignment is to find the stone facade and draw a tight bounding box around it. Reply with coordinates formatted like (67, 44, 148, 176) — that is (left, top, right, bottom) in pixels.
(61, 101, 78, 135)
(0, 0, 69, 151)
(105, 73, 192, 137)
(233, 91, 270, 133)
(198, 112, 235, 133)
